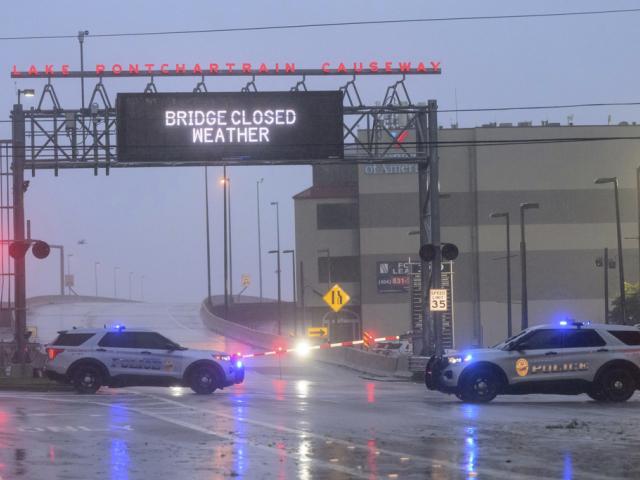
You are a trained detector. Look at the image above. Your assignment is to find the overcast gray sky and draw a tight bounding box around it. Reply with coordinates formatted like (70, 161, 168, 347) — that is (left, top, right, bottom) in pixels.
(1, 0, 639, 303)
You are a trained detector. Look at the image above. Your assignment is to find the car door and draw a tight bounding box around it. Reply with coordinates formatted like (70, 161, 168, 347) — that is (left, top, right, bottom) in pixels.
(131, 332, 184, 378)
(558, 329, 608, 382)
(507, 329, 564, 386)
(97, 332, 141, 377)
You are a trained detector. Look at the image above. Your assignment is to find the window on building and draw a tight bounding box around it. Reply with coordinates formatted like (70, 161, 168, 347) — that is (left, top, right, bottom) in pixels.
(608, 330, 640, 346)
(316, 203, 358, 230)
(562, 330, 606, 348)
(318, 256, 360, 283)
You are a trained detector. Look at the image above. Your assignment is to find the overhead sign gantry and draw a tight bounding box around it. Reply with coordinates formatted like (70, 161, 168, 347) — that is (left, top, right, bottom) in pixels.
(6, 59, 445, 361)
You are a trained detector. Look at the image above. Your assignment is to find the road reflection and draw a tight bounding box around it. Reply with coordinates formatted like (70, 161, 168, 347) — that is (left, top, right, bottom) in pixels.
(109, 404, 130, 480)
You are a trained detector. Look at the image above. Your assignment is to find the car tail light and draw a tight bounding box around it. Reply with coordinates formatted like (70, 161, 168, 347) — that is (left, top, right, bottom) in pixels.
(47, 348, 64, 361)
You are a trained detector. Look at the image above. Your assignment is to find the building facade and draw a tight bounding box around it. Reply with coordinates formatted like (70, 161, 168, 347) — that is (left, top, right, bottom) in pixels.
(294, 123, 640, 348)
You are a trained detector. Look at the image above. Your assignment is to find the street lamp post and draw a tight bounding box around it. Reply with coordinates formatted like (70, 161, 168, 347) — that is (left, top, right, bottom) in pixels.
(94, 261, 100, 297)
(257, 178, 264, 302)
(283, 249, 297, 336)
(317, 248, 332, 284)
(204, 166, 212, 307)
(271, 201, 282, 335)
(16, 88, 35, 106)
(490, 212, 513, 337)
(636, 166, 640, 283)
(113, 266, 119, 298)
(268, 249, 282, 335)
(49, 245, 65, 296)
(519, 202, 539, 330)
(596, 249, 616, 323)
(66, 254, 74, 295)
(227, 173, 234, 302)
(129, 272, 134, 300)
(140, 275, 145, 301)
(595, 177, 626, 323)
(222, 168, 229, 316)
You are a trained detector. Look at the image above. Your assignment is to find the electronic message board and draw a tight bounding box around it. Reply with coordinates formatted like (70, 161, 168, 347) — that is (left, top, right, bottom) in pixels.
(116, 91, 343, 163)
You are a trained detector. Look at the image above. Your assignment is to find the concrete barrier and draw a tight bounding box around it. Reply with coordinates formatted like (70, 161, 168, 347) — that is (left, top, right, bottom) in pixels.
(200, 301, 288, 352)
(27, 295, 136, 308)
(316, 347, 411, 378)
(199, 298, 410, 378)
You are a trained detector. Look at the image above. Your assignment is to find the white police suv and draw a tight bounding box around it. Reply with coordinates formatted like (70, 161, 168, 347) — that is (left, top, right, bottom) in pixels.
(44, 326, 244, 394)
(425, 322, 640, 403)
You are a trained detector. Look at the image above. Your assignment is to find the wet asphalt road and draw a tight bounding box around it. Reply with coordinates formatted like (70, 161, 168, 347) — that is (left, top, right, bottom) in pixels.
(2, 301, 637, 479)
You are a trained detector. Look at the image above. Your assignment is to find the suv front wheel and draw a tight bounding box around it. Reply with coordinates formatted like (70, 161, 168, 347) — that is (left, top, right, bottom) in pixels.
(458, 367, 500, 403)
(72, 364, 103, 394)
(190, 366, 219, 394)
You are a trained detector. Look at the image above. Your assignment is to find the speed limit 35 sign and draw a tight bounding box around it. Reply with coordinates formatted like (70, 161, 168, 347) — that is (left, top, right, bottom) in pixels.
(429, 289, 448, 312)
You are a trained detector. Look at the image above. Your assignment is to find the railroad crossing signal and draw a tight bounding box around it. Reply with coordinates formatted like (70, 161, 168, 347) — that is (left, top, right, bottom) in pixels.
(323, 284, 350, 313)
(307, 327, 328, 338)
(430, 288, 448, 312)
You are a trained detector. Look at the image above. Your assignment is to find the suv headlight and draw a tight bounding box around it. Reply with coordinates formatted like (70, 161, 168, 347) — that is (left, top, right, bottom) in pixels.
(448, 354, 473, 364)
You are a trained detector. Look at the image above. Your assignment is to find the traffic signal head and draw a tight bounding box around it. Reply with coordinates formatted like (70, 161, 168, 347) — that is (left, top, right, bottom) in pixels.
(32, 241, 51, 259)
(419, 244, 436, 262)
(8, 241, 29, 259)
(441, 243, 459, 261)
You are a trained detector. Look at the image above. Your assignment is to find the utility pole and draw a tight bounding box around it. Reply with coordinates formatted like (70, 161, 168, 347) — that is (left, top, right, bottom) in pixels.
(204, 166, 212, 307)
(11, 102, 27, 367)
(257, 178, 264, 302)
(223, 166, 229, 317)
(271, 201, 281, 335)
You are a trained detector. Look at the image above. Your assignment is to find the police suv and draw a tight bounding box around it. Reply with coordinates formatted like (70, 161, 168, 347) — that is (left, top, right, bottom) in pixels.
(425, 322, 640, 403)
(44, 326, 244, 394)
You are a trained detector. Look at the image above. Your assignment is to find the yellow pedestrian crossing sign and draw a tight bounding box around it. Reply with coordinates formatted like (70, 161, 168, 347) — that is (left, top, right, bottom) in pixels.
(323, 284, 351, 313)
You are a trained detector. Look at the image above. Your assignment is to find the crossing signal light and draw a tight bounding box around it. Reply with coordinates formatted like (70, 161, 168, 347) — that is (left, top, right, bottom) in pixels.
(441, 243, 459, 261)
(419, 244, 436, 262)
(419, 243, 459, 262)
(32, 241, 51, 259)
(8, 240, 51, 260)
(9, 241, 29, 259)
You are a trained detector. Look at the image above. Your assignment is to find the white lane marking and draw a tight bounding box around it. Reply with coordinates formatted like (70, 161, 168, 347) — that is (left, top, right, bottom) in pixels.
(132, 391, 614, 480)
(0, 392, 623, 480)
(0, 393, 367, 479)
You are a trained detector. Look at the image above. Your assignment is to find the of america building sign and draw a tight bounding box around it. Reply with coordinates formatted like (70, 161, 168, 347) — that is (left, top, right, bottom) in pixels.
(116, 91, 343, 163)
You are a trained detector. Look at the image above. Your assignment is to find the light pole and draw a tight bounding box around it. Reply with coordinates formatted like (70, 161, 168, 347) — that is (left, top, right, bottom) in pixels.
(94, 261, 100, 297)
(595, 177, 626, 323)
(222, 169, 229, 316)
(490, 212, 512, 337)
(204, 166, 212, 307)
(268, 249, 282, 335)
(113, 266, 119, 298)
(227, 173, 234, 302)
(271, 201, 282, 335)
(49, 245, 65, 296)
(66, 254, 74, 295)
(283, 249, 296, 336)
(257, 178, 264, 302)
(519, 202, 539, 330)
(129, 272, 134, 300)
(317, 248, 332, 284)
(636, 166, 640, 283)
(596, 249, 616, 323)
(140, 275, 145, 301)
(16, 88, 35, 106)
